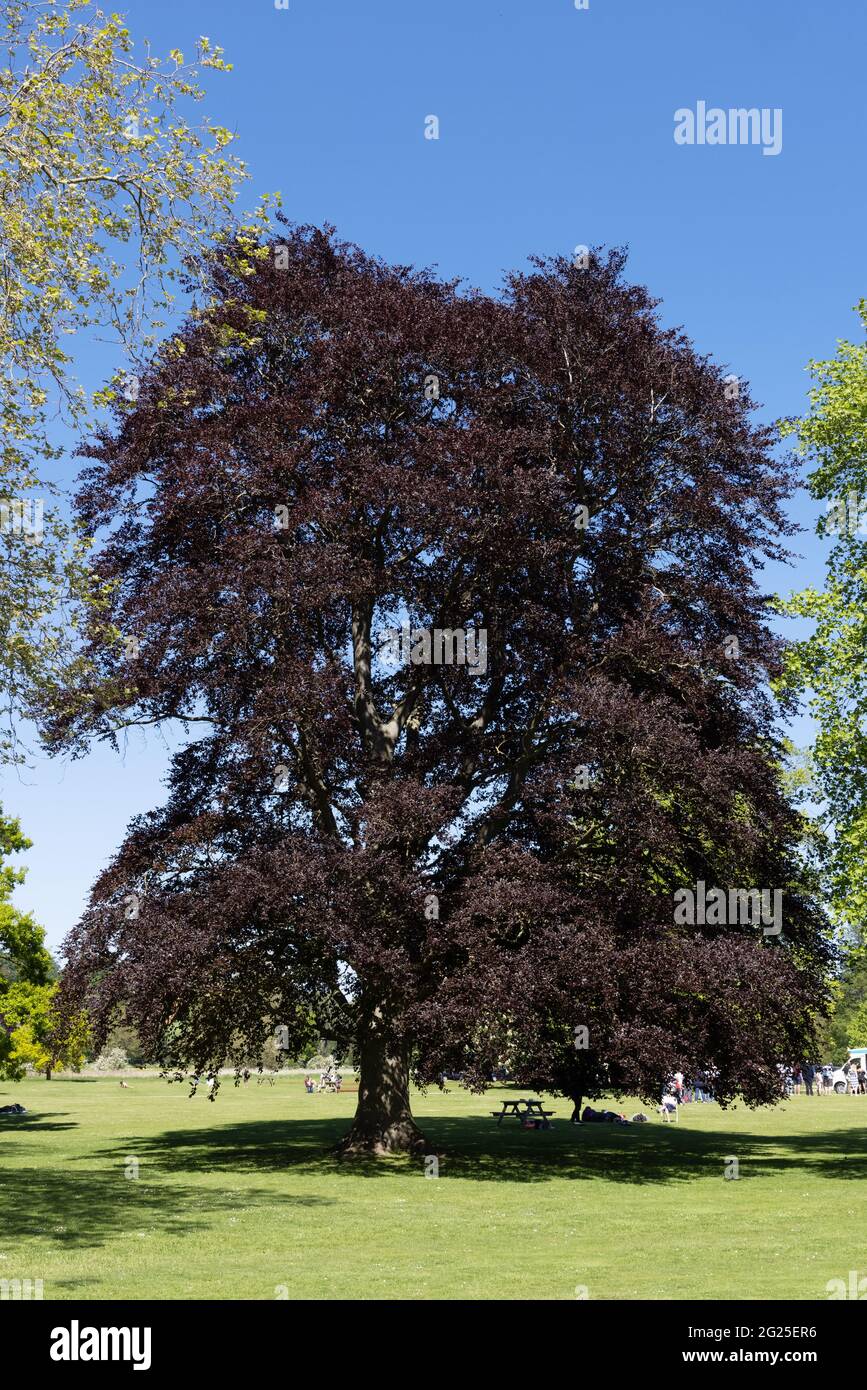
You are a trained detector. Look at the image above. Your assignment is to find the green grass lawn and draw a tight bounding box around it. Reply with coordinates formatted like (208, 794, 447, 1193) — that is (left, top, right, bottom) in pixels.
(1, 1076, 865, 1300)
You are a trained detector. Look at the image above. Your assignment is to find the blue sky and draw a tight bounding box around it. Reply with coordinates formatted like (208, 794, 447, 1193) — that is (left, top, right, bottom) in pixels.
(5, 0, 866, 952)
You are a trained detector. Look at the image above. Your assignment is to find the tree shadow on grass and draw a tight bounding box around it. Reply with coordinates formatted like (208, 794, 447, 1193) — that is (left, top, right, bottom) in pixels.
(0, 1163, 333, 1249)
(0, 1118, 77, 1131)
(90, 1113, 867, 1186)
(0, 1112, 79, 1159)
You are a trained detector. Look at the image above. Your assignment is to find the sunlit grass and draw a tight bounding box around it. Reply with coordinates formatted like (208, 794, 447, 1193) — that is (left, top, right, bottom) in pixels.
(1, 1076, 865, 1300)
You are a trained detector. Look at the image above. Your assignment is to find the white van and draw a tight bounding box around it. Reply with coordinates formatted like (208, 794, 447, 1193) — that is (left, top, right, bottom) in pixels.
(819, 1064, 850, 1093)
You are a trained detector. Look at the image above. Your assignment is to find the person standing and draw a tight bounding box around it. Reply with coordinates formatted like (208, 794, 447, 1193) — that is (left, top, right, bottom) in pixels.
(802, 1062, 815, 1096)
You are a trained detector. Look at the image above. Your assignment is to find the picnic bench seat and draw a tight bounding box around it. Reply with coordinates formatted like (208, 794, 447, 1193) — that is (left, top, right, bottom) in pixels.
(491, 1098, 554, 1125)
(489, 1108, 554, 1117)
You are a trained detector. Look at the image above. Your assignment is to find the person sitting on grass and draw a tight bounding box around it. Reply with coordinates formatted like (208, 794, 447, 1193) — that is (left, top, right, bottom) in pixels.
(303, 1075, 315, 1093)
(659, 1088, 678, 1119)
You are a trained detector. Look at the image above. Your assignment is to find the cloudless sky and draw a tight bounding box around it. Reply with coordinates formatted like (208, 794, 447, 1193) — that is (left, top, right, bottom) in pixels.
(5, 0, 866, 952)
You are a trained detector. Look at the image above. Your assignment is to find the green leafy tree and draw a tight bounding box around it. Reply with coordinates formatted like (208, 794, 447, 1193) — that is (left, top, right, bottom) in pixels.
(0, 807, 52, 983)
(779, 299, 867, 933)
(0, 0, 262, 760)
(0, 806, 86, 1077)
(845, 1000, 867, 1052)
(0, 977, 88, 1078)
(778, 299, 867, 1054)
(817, 948, 867, 1058)
(98, 1020, 144, 1065)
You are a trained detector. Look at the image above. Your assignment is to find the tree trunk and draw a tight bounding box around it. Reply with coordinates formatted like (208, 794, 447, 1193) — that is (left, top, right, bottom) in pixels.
(338, 1033, 426, 1156)
(569, 1091, 582, 1122)
(45, 1067, 52, 1081)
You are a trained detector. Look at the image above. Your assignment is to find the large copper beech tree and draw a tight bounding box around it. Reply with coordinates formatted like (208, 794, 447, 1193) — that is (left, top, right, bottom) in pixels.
(46, 224, 829, 1153)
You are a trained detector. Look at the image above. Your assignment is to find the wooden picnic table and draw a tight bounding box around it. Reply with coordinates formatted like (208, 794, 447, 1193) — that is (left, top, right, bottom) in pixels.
(491, 1098, 554, 1126)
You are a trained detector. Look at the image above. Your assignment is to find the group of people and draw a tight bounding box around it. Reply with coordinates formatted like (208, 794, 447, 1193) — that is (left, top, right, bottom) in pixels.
(304, 1063, 343, 1094)
(659, 1059, 867, 1111)
(660, 1069, 717, 1111)
(782, 1061, 867, 1095)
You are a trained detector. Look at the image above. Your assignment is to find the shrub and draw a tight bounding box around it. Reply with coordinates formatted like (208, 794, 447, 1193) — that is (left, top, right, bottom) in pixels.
(93, 1046, 128, 1071)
